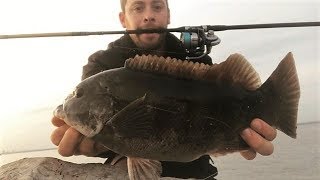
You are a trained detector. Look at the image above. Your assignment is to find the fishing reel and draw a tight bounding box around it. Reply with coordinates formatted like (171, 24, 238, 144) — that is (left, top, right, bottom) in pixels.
(180, 26, 221, 60)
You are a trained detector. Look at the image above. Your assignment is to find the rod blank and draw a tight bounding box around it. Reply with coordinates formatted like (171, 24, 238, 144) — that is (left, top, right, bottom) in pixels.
(0, 21, 319, 39)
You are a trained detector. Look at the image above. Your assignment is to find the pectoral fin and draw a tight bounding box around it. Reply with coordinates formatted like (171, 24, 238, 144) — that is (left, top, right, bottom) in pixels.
(127, 157, 162, 180)
(108, 95, 155, 138)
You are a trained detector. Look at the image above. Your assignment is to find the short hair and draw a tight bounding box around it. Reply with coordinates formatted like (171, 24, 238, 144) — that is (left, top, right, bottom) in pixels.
(120, 0, 169, 12)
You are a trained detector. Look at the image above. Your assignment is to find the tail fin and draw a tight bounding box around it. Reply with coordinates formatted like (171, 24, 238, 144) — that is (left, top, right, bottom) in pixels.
(257, 52, 300, 138)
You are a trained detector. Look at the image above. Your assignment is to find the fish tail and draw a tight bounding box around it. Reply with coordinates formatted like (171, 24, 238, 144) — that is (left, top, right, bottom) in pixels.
(257, 52, 300, 138)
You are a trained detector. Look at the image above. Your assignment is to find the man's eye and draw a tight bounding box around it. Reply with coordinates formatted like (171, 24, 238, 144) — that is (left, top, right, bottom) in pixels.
(132, 6, 143, 12)
(153, 5, 164, 11)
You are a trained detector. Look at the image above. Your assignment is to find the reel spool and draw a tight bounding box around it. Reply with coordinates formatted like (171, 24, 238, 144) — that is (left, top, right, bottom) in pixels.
(180, 27, 221, 60)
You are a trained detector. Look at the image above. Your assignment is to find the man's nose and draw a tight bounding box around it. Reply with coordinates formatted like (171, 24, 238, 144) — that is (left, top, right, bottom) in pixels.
(143, 8, 155, 23)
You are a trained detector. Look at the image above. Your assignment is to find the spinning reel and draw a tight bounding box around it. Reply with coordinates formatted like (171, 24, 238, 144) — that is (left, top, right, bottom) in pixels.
(180, 26, 221, 60)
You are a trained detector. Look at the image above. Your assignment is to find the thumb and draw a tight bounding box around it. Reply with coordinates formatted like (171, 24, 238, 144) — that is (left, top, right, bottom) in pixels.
(94, 142, 109, 154)
(51, 116, 66, 127)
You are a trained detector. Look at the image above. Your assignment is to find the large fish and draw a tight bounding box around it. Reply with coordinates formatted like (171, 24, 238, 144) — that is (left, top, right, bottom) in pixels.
(55, 52, 300, 180)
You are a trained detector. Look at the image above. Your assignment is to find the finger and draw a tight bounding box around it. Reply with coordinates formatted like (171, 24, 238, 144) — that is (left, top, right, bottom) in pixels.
(76, 138, 109, 157)
(50, 124, 70, 146)
(76, 138, 97, 156)
(58, 127, 83, 157)
(251, 119, 277, 141)
(94, 143, 109, 154)
(51, 116, 66, 127)
(240, 149, 257, 160)
(241, 128, 274, 156)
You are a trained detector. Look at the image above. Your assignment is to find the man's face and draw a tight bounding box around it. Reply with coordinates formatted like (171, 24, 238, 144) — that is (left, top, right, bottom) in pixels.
(119, 0, 170, 49)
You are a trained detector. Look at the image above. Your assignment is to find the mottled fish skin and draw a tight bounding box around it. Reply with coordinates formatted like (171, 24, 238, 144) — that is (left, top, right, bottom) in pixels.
(56, 52, 299, 163)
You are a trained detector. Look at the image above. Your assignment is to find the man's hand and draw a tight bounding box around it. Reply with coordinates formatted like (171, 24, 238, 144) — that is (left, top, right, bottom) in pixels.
(240, 118, 277, 160)
(50, 116, 108, 157)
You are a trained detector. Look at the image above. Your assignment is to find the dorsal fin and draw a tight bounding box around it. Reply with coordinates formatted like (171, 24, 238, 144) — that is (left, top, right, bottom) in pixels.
(205, 53, 262, 90)
(125, 54, 261, 90)
(124, 54, 212, 80)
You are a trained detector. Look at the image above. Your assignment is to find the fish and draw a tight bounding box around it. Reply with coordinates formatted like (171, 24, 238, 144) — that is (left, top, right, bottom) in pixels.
(55, 52, 300, 180)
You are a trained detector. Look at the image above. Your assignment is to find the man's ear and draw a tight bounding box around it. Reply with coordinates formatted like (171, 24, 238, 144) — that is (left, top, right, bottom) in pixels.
(119, 12, 126, 28)
(167, 8, 171, 25)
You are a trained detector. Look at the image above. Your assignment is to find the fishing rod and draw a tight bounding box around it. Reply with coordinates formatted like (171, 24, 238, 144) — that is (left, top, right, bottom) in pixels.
(0, 22, 319, 39)
(1, 21, 319, 59)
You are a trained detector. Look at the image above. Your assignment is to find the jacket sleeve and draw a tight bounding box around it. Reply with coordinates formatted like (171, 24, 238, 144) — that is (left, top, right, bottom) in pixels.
(82, 49, 128, 80)
(82, 50, 107, 80)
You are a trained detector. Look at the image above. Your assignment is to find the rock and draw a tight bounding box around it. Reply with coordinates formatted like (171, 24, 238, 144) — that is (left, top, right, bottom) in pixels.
(0, 157, 185, 180)
(0, 157, 129, 180)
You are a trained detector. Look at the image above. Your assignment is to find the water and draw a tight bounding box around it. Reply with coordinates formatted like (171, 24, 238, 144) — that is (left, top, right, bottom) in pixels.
(214, 122, 320, 180)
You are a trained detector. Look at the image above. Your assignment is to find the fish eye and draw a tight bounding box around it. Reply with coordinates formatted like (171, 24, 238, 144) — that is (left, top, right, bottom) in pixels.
(74, 87, 84, 98)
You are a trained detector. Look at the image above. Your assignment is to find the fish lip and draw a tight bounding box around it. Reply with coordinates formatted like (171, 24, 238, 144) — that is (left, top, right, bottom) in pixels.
(53, 104, 66, 119)
(56, 102, 94, 137)
(62, 115, 99, 138)
(62, 110, 106, 138)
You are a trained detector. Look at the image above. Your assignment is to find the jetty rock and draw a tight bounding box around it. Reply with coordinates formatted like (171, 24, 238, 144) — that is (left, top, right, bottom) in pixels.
(0, 157, 185, 180)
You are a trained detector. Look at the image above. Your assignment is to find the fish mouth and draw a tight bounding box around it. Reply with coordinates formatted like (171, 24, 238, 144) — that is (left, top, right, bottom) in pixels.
(56, 85, 115, 138)
(54, 104, 101, 138)
(53, 104, 65, 120)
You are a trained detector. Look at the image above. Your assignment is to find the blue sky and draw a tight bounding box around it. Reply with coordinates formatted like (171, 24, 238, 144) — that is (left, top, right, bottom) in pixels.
(0, 0, 319, 153)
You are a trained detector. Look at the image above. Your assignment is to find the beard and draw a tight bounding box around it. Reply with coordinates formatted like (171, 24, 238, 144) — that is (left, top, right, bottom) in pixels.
(131, 27, 167, 50)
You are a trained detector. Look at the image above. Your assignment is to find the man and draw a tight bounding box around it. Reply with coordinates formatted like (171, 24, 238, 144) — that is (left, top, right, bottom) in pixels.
(51, 0, 277, 179)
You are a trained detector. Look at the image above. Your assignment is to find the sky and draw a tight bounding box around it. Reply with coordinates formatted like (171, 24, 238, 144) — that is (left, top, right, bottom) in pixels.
(0, 0, 319, 153)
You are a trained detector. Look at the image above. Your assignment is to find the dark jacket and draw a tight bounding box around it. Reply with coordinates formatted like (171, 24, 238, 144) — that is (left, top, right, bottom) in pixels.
(82, 33, 212, 80)
(82, 33, 217, 179)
